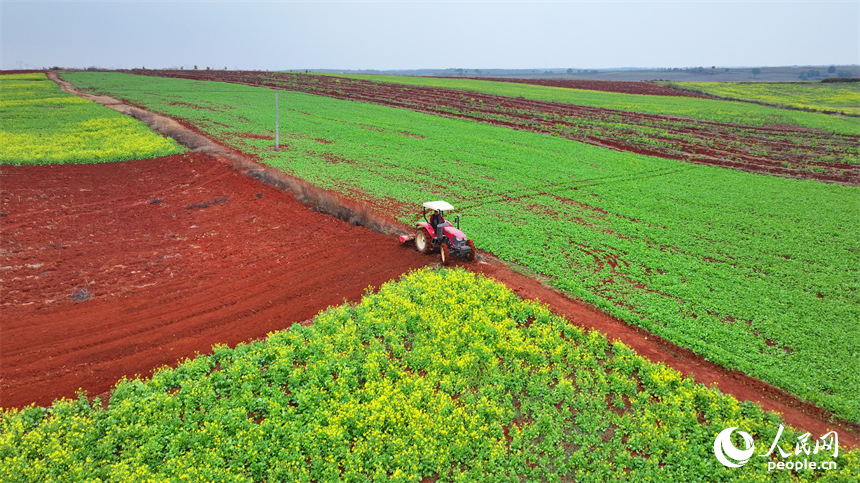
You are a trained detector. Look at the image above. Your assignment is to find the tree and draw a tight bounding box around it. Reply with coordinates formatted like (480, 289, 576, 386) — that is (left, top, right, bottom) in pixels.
(752, 68, 761, 78)
(828, 65, 836, 74)
(567, 68, 573, 74)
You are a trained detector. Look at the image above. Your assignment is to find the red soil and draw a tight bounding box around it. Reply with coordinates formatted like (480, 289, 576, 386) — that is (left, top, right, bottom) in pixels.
(238, 132, 274, 140)
(0, 153, 431, 408)
(454, 76, 711, 98)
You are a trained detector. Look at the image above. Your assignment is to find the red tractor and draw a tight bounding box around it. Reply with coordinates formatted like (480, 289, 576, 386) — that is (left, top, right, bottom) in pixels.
(400, 201, 475, 265)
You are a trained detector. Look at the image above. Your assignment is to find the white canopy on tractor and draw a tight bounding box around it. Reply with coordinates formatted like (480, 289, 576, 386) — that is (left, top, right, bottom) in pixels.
(422, 200, 454, 211)
(404, 199, 474, 264)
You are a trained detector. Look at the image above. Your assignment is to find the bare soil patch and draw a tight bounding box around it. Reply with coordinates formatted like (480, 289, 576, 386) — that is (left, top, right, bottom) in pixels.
(0, 153, 431, 408)
(455, 76, 712, 98)
(239, 132, 274, 140)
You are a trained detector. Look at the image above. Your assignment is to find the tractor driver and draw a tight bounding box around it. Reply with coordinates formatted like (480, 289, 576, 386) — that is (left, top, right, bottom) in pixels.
(430, 209, 444, 239)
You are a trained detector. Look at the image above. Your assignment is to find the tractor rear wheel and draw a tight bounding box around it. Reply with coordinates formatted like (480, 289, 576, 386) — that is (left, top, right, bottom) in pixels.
(466, 240, 476, 262)
(440, 243, 451, 266)
(415, 230, 430, 254)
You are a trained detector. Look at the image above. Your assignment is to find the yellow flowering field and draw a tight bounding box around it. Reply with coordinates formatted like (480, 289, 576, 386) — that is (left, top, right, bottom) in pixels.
(0, 73, 184, 165)
(1, 268, 856, 482)
(677, 81, 860, 116)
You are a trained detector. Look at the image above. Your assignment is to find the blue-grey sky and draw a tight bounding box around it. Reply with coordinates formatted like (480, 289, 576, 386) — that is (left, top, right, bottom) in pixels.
(2, 1, 858, 71)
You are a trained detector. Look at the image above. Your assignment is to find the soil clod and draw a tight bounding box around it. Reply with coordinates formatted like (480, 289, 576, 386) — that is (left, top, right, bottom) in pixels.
(70, 287, 91, 302)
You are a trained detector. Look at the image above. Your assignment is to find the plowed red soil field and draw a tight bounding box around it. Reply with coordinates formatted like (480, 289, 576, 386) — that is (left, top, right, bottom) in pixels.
(452, 76, 711, 98)
(0, 153, 431, 408)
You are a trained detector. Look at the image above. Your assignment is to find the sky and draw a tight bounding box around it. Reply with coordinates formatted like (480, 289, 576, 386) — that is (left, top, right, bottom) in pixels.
(2, 0, 858, 71)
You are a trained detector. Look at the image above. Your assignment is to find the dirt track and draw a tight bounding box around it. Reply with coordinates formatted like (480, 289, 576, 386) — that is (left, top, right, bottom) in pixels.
(1, 72, 856, 447)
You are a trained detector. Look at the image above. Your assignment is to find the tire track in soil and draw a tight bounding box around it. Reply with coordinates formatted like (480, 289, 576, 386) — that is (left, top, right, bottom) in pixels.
(5, 72, 854, 447)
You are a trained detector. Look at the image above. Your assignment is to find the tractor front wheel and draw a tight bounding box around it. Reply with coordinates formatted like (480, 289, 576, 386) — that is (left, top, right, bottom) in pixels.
(466, 240, 476, 262)
(415, 230, 430, 254)
(440, 243, 451, 266)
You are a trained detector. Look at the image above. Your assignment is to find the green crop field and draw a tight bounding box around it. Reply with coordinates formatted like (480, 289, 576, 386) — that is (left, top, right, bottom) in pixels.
(0, 73, 184, 165)
(66, 72, 860, 423)
(323, 73, 860, 135)
(672, 81, 860, 116)
(2, 268, 856, 482)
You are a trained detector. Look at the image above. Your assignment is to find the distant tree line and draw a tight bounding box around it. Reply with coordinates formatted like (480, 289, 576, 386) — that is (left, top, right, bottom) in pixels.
(798, 70, 821, 80)
(655, 67, 727, 74)
(822, 77, 859, 83)
(799, 66, 855, 80)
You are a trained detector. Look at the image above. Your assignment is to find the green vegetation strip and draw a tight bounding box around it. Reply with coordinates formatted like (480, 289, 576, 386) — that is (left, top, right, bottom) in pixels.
(2, 268, 856, 482)
(0, 73, 184, 165)
(325, 73, 859, 135)
(671, 82, 860, 116)
(66, 72, 860, 423)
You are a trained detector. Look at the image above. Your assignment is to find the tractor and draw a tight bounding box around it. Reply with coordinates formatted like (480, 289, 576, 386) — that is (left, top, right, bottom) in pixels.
(400, 200, 475, 265)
